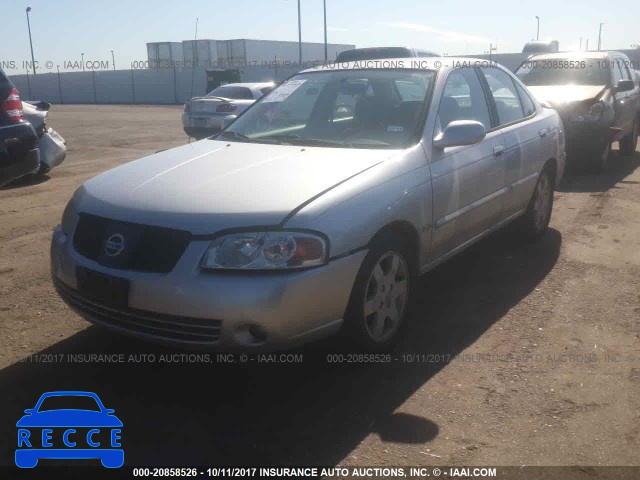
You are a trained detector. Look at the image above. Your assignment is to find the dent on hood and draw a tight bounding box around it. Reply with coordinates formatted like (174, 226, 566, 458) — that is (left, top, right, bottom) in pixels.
(527, 84, 608, 108)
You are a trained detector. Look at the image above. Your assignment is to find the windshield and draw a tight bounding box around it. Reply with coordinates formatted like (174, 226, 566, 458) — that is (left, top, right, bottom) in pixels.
(218, 69, 435, 149)
(38, 395, 102, 412)
(516, 58, 610, 86)
(207, 85, 254, 100)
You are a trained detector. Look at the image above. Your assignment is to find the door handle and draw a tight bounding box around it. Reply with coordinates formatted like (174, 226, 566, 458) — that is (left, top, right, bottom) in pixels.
(539, 128, 548, 138)
(493, 145, 505, 158)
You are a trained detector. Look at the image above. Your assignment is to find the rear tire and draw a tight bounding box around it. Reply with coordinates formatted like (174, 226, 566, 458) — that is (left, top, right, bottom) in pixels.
(620, 119, 639, 156)
(515, 165, 554, 240)
(343, 233, 414, 352)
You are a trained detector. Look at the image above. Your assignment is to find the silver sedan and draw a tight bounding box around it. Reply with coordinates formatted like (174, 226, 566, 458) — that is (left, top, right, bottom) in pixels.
(52, 59, 565, 351)
(182, 82, 275, 139)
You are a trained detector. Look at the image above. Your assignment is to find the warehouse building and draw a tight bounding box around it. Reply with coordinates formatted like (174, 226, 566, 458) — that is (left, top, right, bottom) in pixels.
(147, 39, 355, 69)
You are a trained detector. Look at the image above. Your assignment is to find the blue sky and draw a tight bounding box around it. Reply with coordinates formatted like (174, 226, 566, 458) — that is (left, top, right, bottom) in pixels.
(1, 0, 638, 73)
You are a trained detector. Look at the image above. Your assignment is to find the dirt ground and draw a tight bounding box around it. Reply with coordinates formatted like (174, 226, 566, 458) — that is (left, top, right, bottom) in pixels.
(0, 105, 639, 469)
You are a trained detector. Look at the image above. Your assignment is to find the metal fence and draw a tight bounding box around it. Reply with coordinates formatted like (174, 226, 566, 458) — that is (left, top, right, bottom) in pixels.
(10, 65, 301, 104)
(9, 49, 640, 104)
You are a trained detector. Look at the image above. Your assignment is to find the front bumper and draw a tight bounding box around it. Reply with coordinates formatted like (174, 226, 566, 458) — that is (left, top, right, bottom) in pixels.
(562, 120, 615, 163)
(51, 225, 366, 350)
(39, 128, 67, 170)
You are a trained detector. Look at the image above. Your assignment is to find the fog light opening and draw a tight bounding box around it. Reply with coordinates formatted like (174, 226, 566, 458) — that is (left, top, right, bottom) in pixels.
(248, 325, 268, 343)
(233, 324, 269, 346)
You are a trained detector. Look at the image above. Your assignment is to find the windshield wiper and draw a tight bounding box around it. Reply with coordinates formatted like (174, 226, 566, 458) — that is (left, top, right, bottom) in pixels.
(257, 134, 353, 148)
(217, 130, 253, 142)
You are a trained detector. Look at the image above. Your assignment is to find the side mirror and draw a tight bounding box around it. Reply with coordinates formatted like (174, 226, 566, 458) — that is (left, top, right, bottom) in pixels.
(433, 120, 486, 149)
(221, 114, 238, 130)
(105, 409, 115, 414)
(615, 79, 635, 93)
(24, 409, 34, 414)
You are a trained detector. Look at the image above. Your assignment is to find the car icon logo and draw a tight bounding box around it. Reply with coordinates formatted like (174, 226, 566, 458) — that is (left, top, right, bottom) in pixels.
(104, 234, 125, 257)
(15, 391, 123, 468)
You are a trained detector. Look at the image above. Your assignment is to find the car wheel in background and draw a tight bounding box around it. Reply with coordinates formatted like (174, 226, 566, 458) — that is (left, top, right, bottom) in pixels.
(343, 233, 414, 352)
(619, 119, 639, 156)
(515, 165, 554, 240)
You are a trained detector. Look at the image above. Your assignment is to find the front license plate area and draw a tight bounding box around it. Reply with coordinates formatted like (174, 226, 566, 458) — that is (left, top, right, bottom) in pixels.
(76, 267, 129, 308)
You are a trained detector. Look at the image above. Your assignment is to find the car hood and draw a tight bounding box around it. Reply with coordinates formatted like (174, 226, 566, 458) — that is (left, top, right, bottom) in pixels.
(16, 411, 123, 427)
(77, 140, 393, 234)
(527, 85, 607, 109)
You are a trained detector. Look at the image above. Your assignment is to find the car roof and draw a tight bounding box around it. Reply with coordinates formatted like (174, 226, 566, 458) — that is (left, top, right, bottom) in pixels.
(300, 57, 504, 74)
(38, 390, 100, 399)
(527, 51, 624, 61)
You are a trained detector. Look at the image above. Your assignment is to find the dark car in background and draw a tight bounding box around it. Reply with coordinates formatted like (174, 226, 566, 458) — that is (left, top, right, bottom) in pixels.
(335, 47, 439, 63)
(516, 51, 640, 172)
(1, 68, 40, 187)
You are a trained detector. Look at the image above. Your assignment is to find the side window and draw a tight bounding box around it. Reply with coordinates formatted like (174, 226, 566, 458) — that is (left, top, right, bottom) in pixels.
(481, 67, 526, 125)
(437, 68, 491, 131)
(394, 79, 427, 101)
(618, 60, 632, 81)
(612, 60, 623, 86)
(514, 82, 536, 117)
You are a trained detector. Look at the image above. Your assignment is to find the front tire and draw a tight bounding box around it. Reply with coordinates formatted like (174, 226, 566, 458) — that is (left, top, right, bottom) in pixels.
(515, 165, 554, 240)
(620, 119, 639, 156)
(590, 141, 611, 173)
(344, 234, 414, 351)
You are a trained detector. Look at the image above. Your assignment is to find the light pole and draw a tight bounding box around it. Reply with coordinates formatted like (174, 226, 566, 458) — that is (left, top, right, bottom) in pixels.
(81, 53, 85, 72)
(56, 65, 63, 104)
(535, 16, 540, 40)
(597, 23, 604, 51)
(111, 50, 116, 70)
(25, 7, 36, 75)
(323, 0, 328, 62)
(297, 0, 302, 67)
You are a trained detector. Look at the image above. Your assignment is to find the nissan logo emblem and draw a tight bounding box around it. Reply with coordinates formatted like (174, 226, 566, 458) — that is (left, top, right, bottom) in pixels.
(104, 234, 126, 257)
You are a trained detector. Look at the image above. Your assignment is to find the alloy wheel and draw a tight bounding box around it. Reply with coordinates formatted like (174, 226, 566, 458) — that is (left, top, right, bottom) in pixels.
(363, 251, 409, 343)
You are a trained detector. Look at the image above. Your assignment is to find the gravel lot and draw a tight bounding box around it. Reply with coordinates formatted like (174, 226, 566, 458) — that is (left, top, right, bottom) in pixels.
(1, 105, 639, 468)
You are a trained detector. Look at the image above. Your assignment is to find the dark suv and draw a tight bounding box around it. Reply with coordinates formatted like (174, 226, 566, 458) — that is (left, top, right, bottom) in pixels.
(335, 47, 439, 63)
(1, 68, 39, 187)
(516, 51, 640, 172)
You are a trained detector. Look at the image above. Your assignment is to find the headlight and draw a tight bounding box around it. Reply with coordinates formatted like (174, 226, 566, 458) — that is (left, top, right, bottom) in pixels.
(60, 200, 77, 236)
(570, 101, 604, 122)
(61, 189, 82, 235)
(201, 231, 327, 270)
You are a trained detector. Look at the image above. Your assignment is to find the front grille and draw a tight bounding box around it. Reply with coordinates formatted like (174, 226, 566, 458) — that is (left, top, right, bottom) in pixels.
(73, 213, 191, 273)
(54, 277, 222, 344)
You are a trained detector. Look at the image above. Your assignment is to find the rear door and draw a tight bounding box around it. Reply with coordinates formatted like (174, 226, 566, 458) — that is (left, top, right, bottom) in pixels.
(429, 67, 506, 260)
(480, 66, 545, 218)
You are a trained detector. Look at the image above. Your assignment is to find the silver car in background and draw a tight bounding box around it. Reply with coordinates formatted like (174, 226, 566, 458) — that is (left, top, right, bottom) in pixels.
(52, 59, 564, 351)
(22, 101, 67, 174)
(182, 82, 275, 139)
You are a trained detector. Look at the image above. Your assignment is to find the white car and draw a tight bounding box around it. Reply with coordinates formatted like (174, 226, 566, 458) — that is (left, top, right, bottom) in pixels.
(182, 82, 276, 139)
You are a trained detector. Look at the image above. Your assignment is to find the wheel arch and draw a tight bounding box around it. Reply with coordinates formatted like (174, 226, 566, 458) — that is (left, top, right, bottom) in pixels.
(367, 220, 421, 273)
(543, 157, 558, 187)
